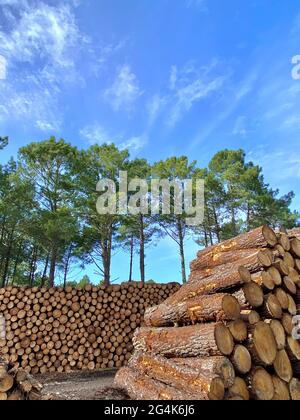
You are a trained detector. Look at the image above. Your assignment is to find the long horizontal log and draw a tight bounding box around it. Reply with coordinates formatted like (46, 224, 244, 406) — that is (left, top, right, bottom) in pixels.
(190, 248, 262, 273)
(191, 226, 277, 268)
(129, 352, 225, 400)
(143, 294, 240, 327)
(133, 323, 234, 358)
(114, 367, 200, 400)
(164, 270, 245, 308)
(172, 356, 235, 388)
(189, 251, 272, 283)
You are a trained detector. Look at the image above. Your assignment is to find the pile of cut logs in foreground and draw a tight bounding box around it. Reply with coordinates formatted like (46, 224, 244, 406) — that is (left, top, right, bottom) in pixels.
(115, 226, 300, 400)
(0, 358, 50, 400)
(0, 283, 180, 374)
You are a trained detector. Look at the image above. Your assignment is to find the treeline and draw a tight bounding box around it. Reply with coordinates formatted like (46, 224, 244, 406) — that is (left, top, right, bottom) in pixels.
(0, 136, 298, 287)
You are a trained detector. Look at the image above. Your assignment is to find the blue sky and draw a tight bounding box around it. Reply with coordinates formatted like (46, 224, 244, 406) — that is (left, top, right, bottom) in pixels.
(0, 0, 300, 284)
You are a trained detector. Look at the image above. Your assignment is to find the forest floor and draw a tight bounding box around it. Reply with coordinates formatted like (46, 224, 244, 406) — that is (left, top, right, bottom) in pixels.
(37, 369, 129, 400)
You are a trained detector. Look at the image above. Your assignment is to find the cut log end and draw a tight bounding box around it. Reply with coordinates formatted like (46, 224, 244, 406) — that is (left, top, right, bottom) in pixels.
(263, 294, 283, 320)
(272, 376, 291, 400)
(238, 266, 251, 283)
(262, 225, 278, 247)
(209, 378, 225, 401)
(251, 368, 274, 400)
(214, 324, 234, 356)
(289, 378, 300, 401)
(228, 320, 248, 343)
(274, 350, 293, 383)
(252, 322, 277, 366)
(222, 295, 241, 320)
(243, 282, 264, 308)
(228, 377, 249, 401)
(231, 345, 252, 375)
(267, 320, 286, 351)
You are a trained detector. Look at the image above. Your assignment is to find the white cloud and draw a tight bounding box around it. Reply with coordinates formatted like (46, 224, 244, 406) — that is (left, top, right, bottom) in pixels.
(167, 63, 227, 126)
(0, 1, 88, 68)
(80, 123, 147, 153)
(249, 147, 300, 181)
(80, 124, 113, 145)
(232, 116, 247, 137)
(169, 65, 178, 90)
(0, 55, 7, 80)
(147, 94, 167, 127)
(120, 135, 147, 152)
(105, 65, 143, 112)
(0, 0, 89, 130)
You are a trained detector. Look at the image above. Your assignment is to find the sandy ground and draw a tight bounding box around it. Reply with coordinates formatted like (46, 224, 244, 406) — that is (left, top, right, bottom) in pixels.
(37, 369, 129, 400)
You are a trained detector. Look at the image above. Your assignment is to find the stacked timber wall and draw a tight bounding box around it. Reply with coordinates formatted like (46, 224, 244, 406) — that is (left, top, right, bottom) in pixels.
(0, 282, 180, 374)
(116, 226, 300, 400)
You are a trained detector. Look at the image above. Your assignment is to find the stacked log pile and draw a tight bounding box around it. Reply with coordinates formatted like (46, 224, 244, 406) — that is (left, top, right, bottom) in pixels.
(0, 282, 180, 374)
(0, 359, 50, 400)
(115, 226, 300, 400)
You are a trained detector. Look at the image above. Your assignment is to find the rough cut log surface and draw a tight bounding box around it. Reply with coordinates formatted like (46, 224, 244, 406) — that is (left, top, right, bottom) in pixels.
(289, 378, 300, 400)
(144, 294, 241, 327)
(115, 367, 199, 400)
(190, 248, 262, 273)
(249, 368, 274, 400)
(248, 322, 277, 366)
(273, 350, 293, 383)
(272, 376, 291, 400)
(164, 271, 245, 308)
(172, 356, 235, 389)
(227, 377, 250, 401)
(191, 226, 277, 267)
(129, 352, 225, 400)
(265, 320, 286, 351)
(230, 345, 252, 375)
(190, 252, 270, 283)
(133, 323, 234, 358)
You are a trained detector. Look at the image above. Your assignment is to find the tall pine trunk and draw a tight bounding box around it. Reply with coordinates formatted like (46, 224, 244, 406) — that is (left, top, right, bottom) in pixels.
(11, 242, 22, 285)
(139, 214, 145, 283)
(41, 253, 50, 287)
(177, 218, 187, 284)
(49, 245, 58, 288)
(129, 235, 134, 282)
(63, 245, 73, 289)
(1, 227, 15, 287)
(102, 228, 113, 286)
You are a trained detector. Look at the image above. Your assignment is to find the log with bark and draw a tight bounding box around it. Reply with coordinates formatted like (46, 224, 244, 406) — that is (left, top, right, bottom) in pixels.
(133, 323, 235, 358)
(190, 226, 278, 273)
(115, 367, 200, 400)
(129, 352, 226, 400)
(144, 294, 241, 327)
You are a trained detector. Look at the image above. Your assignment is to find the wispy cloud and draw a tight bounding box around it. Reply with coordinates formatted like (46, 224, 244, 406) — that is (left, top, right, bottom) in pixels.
(80, 123, 113, 145)
(147, 94, 168, 127)
(185, 0, 207, 11)
(248, 147, 300, 181)
(167, 62, 228, 127)
(80, 122, 147, 153)
(232, 116, 247, 137)
(104, 64, 143, 112)
(0, 1, 88, 69)
(0, 0, 89, 131)
(0, 56, 7, 80)
(119, 135, 147, 153)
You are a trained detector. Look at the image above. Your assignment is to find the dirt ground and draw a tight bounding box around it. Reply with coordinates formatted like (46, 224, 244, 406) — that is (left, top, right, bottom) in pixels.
(37, 369, 130, 400)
